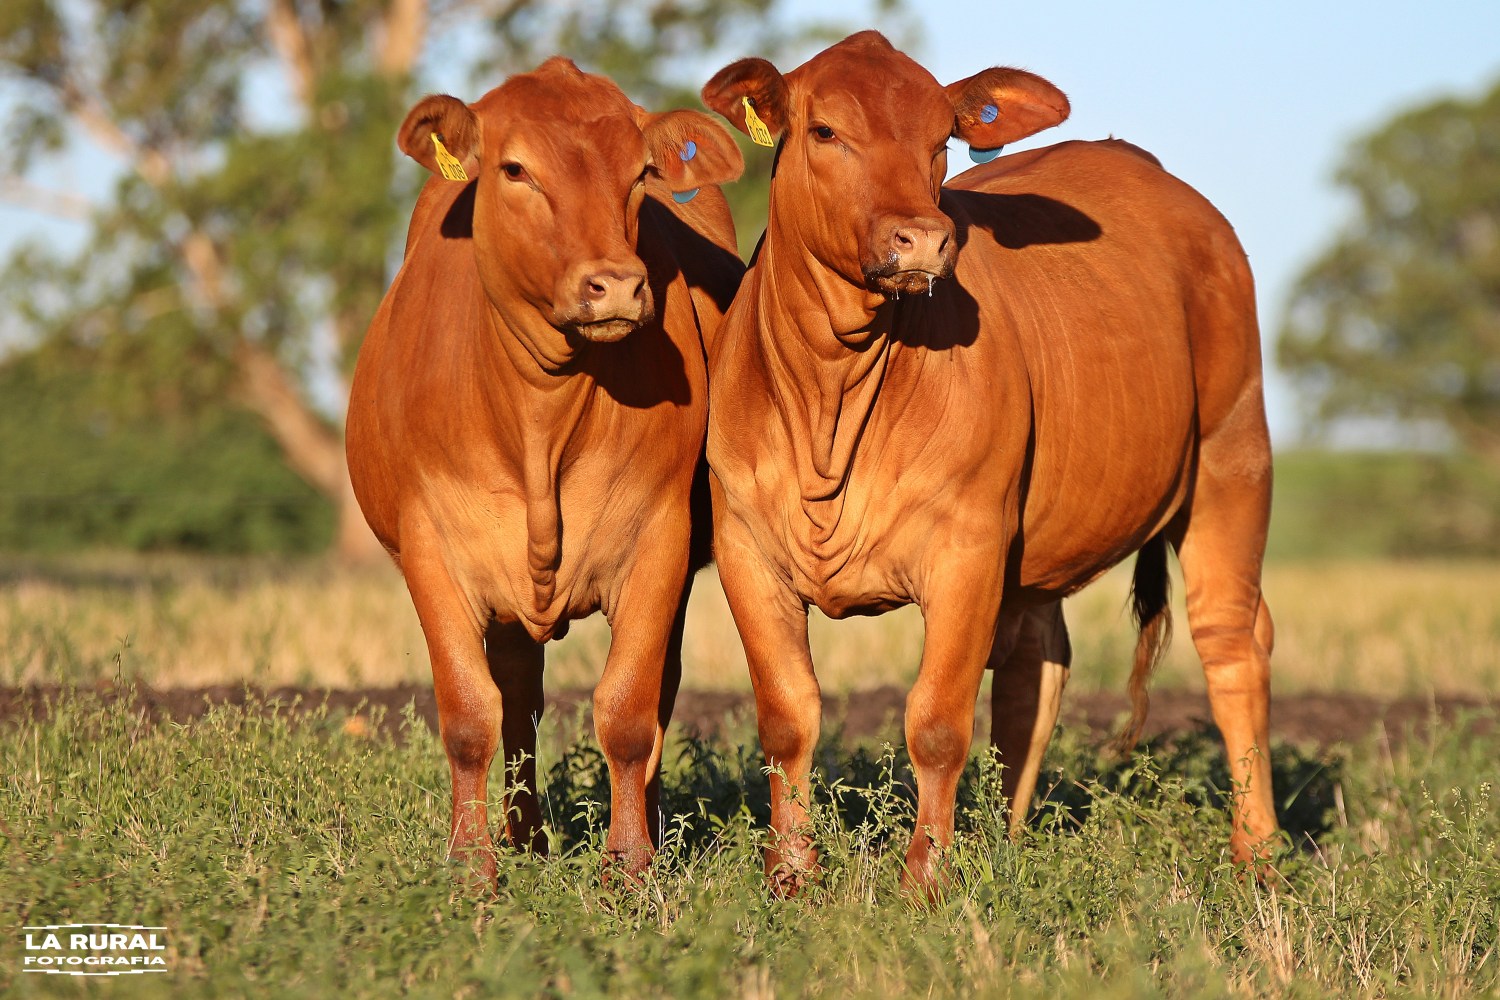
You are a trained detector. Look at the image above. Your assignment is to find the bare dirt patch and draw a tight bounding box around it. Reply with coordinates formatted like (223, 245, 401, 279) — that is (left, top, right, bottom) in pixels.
(1, 684, 1491, 748)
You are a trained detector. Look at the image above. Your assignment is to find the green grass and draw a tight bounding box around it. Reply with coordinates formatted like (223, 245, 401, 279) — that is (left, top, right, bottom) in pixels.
(1, 692, 1496, 997)
(1268, 450, 1500, 560)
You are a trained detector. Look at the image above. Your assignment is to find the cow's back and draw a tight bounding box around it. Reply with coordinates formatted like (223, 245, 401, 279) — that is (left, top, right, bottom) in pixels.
(348, 176, 491, 552)
(941, 140, 1263, 592)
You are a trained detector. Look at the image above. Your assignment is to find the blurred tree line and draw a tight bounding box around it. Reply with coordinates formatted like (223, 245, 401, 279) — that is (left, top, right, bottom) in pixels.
(1279, 78, 1500, 461)
(1276, 74, 1500, 556)
(0, 0, 894, 557)
(1, 4, 1494, 559)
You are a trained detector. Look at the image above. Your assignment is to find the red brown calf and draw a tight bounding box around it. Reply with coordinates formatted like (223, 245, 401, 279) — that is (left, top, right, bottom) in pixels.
(701, 31, 1276, 897)
(347, 58, 743, 882)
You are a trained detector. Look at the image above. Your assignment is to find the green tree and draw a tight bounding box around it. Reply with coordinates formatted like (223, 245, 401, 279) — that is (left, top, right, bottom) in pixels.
(1278, 77, 1500, 463)
(0, 338, 332, 553)
(0, 0, 885, 557)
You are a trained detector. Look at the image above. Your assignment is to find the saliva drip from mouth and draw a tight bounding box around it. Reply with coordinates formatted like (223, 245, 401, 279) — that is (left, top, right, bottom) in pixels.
(927, 275, 934, 297)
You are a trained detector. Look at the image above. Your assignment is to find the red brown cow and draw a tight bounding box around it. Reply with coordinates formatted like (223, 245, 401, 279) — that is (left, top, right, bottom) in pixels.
(701, 32, 1276, 897)
(346, 58, 743, 882)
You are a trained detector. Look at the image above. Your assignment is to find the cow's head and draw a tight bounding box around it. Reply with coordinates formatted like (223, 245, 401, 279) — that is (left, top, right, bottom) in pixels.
(703, 31, 1067, 299)
(399, 59, 742, 343)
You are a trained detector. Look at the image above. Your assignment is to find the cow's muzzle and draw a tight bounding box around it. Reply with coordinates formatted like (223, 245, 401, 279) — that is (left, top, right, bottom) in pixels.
(864, 217, 956, 297)
(556, 262, 655, 342)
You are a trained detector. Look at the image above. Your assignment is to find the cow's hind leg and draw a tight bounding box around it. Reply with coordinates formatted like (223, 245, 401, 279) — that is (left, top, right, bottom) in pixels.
(401, 542, 501, 885)
(1170, 415, 1277, 865)
(486, 620, 547, 854)
(989, 601, 1070, 836)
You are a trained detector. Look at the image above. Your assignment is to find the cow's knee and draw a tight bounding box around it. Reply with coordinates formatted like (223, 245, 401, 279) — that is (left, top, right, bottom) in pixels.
(594, 690, 656, 768)
(441, 700, 501, 772)
(906, 665, 975, 772)
(758, 681, 821, 764)
(906, 704, 970, 776)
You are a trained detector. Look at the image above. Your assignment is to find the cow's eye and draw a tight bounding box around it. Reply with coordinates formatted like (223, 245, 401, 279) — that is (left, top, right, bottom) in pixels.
(502, 162, 527, 181)
(812, 125, 835, 142)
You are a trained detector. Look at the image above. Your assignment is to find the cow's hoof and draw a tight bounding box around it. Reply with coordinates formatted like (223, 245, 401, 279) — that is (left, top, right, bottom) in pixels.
(1230, 831, 1283, 885)
(601, 844, 655, 885)
(449, 845, 500, 894)
(763, 837, 820, 898)
(899, 839, 952, 906)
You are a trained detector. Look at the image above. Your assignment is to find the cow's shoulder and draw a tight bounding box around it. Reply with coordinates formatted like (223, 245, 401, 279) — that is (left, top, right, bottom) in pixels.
(1095, 137, 1163, 169)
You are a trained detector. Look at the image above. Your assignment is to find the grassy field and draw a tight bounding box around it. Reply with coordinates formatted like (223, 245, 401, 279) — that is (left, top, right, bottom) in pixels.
(1267, 451, 1500, 561)
(0, 690, 1495, 997)
(1, 554, 1496, 995)
(2, 554, 1498, 698)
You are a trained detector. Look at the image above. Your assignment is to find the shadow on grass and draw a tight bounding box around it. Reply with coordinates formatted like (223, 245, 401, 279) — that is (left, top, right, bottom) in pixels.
(1026, 726, 1342, 848)
(7, 683, 1346, 857)
(538, 719, 1344, 854)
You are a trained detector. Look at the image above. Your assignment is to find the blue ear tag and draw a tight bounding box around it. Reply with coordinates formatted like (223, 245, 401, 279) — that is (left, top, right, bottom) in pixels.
(970, 104, 1002, 161)
(674, 141, 700, 200)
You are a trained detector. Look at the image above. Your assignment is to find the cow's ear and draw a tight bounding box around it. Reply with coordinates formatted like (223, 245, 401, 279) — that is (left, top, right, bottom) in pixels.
(701, 58, 789, 143)
(642, 110, 745, 192)
(397, 94, 481, 179)
(946, 68, 1069, 150)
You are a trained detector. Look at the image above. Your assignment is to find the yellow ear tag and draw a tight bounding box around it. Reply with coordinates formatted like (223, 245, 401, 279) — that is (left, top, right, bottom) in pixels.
(741, 96, 775, 147)
(431, 134, 469, 182)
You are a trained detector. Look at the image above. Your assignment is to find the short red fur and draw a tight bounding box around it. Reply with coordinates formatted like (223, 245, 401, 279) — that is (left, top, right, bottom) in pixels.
(347, 58, 744, 883)
(702, 32, 1276, 898)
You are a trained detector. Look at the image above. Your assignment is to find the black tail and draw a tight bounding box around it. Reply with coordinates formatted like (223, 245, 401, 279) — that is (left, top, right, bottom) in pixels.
(1116, 534, 1173, 753)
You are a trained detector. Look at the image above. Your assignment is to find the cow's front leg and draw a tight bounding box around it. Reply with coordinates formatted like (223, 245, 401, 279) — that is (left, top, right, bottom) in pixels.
(644, 591, 689, 850)
(903, 557, 1005, 901)
(715, 525, 820, 895)
(399, 534, 501, 888)
(594, 532, 691, 878)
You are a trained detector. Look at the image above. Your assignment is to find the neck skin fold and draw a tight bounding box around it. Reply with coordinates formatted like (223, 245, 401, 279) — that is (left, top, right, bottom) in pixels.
(479, 293, 596, 617)
(750, 212, 896, 510)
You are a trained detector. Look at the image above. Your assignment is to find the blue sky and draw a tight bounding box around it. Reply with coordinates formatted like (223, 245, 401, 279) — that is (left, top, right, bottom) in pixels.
(3, 1, 1498, 446)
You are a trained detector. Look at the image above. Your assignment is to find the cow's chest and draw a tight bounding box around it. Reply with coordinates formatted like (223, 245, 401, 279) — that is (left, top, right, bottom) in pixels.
(728, 408, 1016, 619)
(786, 489, 916, 618)
(421, 428, 694, 641)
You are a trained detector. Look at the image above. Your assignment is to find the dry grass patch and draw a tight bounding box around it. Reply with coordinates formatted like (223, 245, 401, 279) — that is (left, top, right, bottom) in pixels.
(1, 554, 1497, 698)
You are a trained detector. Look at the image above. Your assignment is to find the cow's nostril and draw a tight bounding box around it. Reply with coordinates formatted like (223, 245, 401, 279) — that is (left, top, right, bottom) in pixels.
(893, 230, 914, 250)
(629, 277, 645, 300)
(586, 278, 609, 299)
